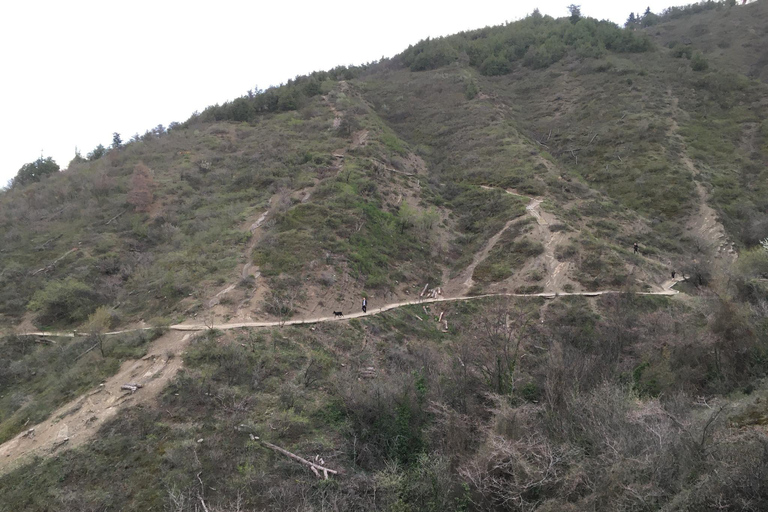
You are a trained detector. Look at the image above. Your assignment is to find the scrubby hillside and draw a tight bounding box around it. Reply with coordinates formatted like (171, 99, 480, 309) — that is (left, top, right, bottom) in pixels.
(648, 0, 768, 82)
(2, 2, 768, 511)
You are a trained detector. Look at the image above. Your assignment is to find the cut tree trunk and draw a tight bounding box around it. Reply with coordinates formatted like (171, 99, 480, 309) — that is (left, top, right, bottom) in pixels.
(255, 437, 340, 479)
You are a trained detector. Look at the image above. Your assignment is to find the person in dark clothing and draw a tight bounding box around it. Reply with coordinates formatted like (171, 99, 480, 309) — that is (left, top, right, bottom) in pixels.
(362, 297, 367, 313)
(671, 270, 676, 279)
(633, 242, 639, 254)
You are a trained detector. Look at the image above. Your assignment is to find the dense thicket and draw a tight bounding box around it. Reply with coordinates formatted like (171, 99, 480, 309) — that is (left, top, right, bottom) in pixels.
(399, 12, 652, 75)
(192, 65, 369, 124)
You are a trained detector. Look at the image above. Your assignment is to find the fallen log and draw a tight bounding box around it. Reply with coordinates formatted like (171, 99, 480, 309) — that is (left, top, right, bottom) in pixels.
(30, 247, 78, 276)
(105, 209, 127, 225)
(254, 436, 339, 479)
(34, 234, 63, 251)
(121, 383, 144, 393)
(76, 341, 100, 360)
(359, 367, 377, 379)
(51, 437, 69, 452)
(43, 206, 66, 222)
(420, 283, 430, 297)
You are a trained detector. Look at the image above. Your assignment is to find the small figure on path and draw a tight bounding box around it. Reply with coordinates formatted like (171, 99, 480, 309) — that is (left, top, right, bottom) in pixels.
(362, 297, 367, 313)
(633, 242, 639, 254)
(671, 270, 676, 279)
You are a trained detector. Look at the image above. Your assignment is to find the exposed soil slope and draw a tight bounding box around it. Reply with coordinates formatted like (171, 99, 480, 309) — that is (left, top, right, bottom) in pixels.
(0, 331, 191, 474)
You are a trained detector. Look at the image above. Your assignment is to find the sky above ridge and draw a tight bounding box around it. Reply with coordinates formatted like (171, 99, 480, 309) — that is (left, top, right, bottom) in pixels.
(0, 0, 681, 185)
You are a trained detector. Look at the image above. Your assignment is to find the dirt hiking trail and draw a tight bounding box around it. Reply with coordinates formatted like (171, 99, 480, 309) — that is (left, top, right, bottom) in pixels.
(0, 331, 191, 475)
(445, 186, 578, 296)
(667, 89, 737, 261)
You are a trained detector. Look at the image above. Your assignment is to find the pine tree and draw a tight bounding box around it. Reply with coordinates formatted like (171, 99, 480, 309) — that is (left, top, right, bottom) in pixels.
(12, 156, 59, 188)
(87, 144, 107, 161)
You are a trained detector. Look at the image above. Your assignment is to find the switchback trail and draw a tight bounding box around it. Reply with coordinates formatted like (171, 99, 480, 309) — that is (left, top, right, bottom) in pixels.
(20, 286, 681, 338)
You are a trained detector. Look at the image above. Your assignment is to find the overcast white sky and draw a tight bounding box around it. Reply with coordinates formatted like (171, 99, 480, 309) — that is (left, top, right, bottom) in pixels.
(0, 0, 682, 185)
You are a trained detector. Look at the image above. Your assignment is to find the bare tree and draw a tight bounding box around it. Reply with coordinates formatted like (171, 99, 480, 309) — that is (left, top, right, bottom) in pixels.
(86, 306, 112, 357)
(472, 299, 534, 395)
(265, 277, 304, 327)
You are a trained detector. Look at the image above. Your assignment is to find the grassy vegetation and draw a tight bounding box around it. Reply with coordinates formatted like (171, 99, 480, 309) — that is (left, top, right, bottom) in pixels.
(677, 70, 768, 246)
(0, 81, 441, 326)
(651, 0, 768, 82)
(0, 111, 333, 326)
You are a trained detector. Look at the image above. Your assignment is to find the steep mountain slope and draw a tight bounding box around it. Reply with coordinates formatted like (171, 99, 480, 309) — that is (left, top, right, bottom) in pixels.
(2, 2, 768, 511)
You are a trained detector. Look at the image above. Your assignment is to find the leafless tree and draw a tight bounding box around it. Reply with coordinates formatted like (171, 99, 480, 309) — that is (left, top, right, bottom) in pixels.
(471, 298, 534, 395)
(265, 277, 304, 327)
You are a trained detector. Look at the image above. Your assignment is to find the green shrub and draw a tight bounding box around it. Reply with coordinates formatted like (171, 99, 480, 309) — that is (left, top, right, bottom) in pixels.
(464, 79, 479, 100)
(480, 54, 512, 76)
(736, 247, 768, 279)
(28, 278, 100, 327)
(555, 242, 579, 261)
(691, 52, 709, 71)
(402, 38, 459, 71)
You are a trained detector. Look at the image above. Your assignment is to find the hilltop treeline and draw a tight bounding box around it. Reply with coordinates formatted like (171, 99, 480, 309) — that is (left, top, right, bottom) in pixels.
(190, 65, 369, 124)
(186, 9, 655, 126)
(656, 0, 743, 21)
(399, 10, 653, 75)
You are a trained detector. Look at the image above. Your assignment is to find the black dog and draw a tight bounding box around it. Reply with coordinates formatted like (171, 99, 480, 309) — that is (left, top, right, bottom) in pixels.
(333, 311, 343, 317)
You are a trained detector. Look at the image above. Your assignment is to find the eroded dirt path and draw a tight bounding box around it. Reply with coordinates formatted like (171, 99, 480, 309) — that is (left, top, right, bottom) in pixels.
(445, 187, 577, 296)
(519, 197, 577, 294)
(0, 331, 191, 475)
(667, 89, 737, 261)
(170, 287, 679, 332)
(445, 218, 518, 295)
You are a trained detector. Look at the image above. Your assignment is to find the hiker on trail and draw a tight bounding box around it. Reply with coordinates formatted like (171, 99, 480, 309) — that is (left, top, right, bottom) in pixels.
(362, 297, 367, 313)
(633, 242, 639, 254)
(671, 270, 676, 279)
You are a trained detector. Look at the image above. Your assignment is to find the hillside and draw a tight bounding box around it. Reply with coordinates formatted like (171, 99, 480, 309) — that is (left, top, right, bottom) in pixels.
(2, 2, 768, 511)
(648, 0, 768, 82)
